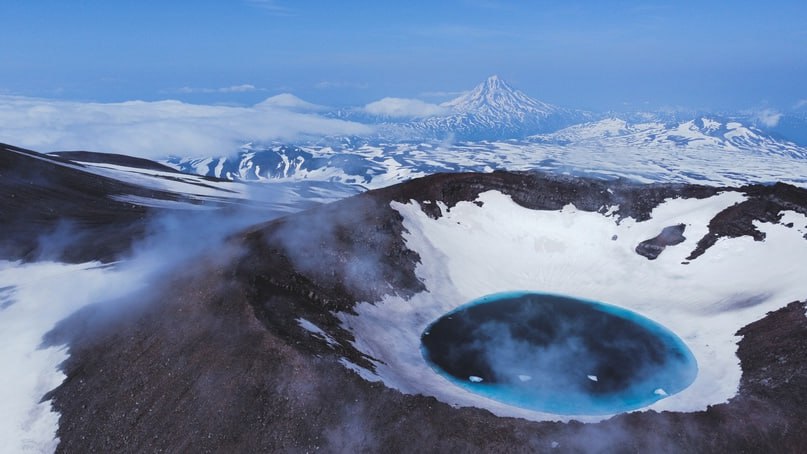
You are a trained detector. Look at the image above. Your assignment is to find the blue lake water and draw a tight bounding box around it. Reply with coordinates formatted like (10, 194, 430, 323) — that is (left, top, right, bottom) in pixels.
(420, 291, 698, 415)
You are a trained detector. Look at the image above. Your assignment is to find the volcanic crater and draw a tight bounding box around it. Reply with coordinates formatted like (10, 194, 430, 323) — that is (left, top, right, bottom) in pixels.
(3, 146, 807, 452)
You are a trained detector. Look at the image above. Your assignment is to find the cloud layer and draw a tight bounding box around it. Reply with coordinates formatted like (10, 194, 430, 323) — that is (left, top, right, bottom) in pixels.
(364, 97, 449, 118)
(0, 96, 372, 159)
(177, 84, 262, 94)
(244, 0, 294, 16)
(754, 109, 783, 128)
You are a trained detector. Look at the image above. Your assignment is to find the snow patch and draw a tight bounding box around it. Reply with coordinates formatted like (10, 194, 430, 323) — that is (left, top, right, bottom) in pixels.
(109, 194, 218, 210)
(297, 318, 338, 347)
(0, 260, 152, 452)
(338, 358, 381, 382)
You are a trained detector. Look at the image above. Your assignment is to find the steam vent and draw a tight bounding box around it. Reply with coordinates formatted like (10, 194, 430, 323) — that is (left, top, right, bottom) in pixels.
(421, 292, 698, 415)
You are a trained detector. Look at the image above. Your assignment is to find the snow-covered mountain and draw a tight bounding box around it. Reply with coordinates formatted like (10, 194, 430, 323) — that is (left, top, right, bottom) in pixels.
(162, 118, 807, 191)
(328, 75, 591, 140)
(314, 76, 807, 147)
(400, 75, 590, 140)
(531, 117, 807, 159)
(131, 76, 807, 191)
(164, 144, 387, 186)
(255, 93, 327, 112)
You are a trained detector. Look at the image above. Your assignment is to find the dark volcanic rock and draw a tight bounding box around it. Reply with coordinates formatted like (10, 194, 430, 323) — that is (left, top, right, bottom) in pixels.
(0, 144, 157, 262)
(687, 183, 807, 260)
(49, 150, 183, 174)
(372, 171, 720, 223)
(0, 144, 256, 263)
(636, 224, 687, 260)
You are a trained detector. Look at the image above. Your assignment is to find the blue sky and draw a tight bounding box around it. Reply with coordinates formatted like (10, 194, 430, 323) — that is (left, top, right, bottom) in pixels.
(1, 0, 805, 111)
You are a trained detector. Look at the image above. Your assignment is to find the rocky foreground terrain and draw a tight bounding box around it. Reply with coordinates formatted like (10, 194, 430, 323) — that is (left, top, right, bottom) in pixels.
(2, 145, 807, 452)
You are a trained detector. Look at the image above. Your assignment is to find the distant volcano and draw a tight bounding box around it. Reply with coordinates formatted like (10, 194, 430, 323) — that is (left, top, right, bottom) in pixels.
(441, 75, 565, 119)
(341, 75, 592, 140)
(405, 75, 590, 139)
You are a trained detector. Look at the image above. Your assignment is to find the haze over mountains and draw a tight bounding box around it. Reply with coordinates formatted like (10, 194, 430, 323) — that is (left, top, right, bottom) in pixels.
(1, 75, 804, 163)
(315, 75, 805, 145)
(344, 75, 592, 140)
(150, 76, 807, 191)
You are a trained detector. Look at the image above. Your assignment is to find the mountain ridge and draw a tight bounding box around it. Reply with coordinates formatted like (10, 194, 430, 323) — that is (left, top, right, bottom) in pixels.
(531, 116, 807, 159)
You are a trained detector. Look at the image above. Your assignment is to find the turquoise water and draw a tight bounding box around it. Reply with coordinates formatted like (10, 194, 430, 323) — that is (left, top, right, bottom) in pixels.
(420, 291, 698, 415)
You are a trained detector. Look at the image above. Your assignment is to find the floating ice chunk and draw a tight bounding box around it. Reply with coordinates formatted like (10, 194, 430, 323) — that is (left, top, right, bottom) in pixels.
(469, 375, 484, 383)
(654, 388, 669, 396)
(518, 374, 532, 382)
(587, 375, 598, 382)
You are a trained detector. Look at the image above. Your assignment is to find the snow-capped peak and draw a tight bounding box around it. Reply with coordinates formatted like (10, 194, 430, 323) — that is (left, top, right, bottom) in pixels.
(255, 93, 326, 112)
(328, 75, 592, 140)
(379, 75, 592, 140)
(441, 75, 559, 118)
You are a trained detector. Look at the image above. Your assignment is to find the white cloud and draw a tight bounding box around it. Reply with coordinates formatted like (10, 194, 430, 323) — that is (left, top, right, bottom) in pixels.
(0, 95, 373, 159)
(795, 99, 807, 109)
(176, 84, 261, 94)
(461, 0, 506, 9)
(244, 0, 294, 16)
(411, 24, 511, 39)
(219, 84, 259, 93)
(314, 80, 368, 90)
(418, 90, 468, 99)
(364, 97, 449, 118)
(754, 108, 783, 128)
